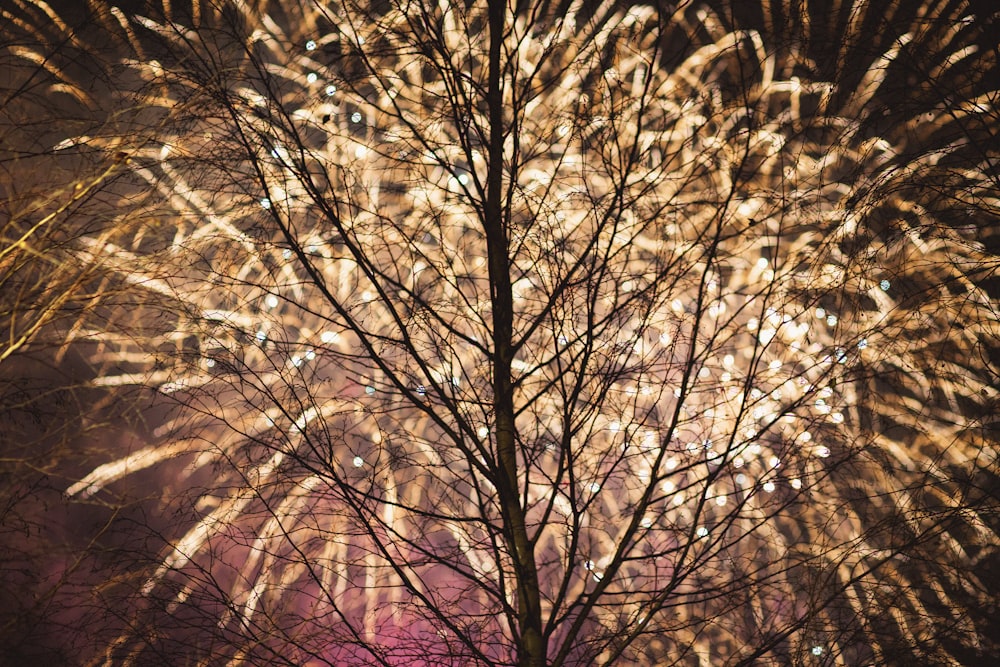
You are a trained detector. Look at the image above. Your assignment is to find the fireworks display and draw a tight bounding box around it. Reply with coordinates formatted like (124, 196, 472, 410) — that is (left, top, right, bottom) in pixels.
(2, 0, 999, 665)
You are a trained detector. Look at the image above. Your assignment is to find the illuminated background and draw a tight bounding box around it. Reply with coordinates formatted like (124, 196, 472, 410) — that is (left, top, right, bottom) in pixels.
(1, 0, 998, 664)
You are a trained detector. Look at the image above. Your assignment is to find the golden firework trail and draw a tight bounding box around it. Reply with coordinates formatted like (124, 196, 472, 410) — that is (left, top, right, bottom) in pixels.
(2, 0, 998, 664)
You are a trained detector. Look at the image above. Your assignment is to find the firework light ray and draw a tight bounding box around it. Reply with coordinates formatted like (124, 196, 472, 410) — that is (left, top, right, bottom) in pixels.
(2, 0, 999, 664)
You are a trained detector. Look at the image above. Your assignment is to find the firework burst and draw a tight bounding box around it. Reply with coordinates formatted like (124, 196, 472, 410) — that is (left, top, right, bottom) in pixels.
(4, 0, 999, 665)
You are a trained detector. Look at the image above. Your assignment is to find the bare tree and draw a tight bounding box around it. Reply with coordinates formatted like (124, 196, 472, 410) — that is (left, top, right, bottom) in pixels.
(3, 0, 999, 665)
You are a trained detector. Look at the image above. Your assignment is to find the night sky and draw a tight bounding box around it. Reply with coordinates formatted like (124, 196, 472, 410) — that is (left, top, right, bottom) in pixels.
(2, 1, 999, 665)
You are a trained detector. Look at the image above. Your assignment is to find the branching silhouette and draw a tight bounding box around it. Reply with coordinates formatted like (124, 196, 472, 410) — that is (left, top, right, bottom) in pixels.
(2, 0, 998, 665)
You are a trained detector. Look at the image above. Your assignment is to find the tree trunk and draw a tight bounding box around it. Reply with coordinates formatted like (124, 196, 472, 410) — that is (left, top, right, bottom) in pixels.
(486, 1, 545, 665)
